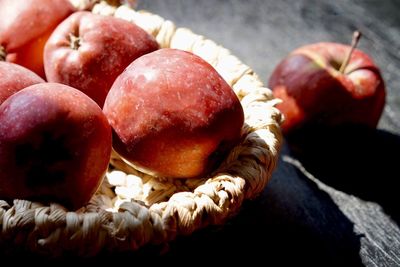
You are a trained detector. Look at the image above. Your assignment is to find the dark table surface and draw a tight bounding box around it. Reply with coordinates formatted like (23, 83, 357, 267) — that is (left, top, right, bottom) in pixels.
(6, 1, 400, 266)
(131, 1, 400, 266)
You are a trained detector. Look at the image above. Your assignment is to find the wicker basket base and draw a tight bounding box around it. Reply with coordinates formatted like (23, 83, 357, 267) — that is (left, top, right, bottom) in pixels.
(0, 1, 283, 256)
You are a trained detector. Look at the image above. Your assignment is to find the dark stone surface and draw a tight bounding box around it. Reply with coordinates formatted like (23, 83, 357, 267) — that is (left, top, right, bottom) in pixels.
(3, 1, 400, 266)
(131, 0, 400, 266)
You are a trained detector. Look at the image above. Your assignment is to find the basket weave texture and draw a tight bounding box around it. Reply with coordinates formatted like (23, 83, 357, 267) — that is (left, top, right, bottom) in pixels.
(0, 1, 283, 256)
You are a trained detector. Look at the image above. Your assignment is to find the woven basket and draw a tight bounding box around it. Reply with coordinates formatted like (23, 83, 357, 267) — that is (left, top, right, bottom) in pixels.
(0, 1, 283, 257)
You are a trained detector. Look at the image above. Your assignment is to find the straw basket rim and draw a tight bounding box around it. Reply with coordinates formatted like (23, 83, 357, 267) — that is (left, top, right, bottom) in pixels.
(0, 1, 283, 257)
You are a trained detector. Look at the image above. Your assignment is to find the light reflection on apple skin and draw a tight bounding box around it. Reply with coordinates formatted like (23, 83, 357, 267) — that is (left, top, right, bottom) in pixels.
(269, 42, 386, 135)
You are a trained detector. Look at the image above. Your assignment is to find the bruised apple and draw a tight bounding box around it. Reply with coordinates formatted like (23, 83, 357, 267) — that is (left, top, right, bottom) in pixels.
(269, 32, 386, 135)
(0, 61, 44, 105)
(44, 11, 159, 107)
(0, 0, 76, 78)
(0, 83, 112, 209)
(104, 48, 244, 178)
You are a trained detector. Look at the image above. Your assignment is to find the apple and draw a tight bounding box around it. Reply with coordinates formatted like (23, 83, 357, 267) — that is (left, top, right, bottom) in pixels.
(103, 48, 244, 178)
(268, 32, 386, 135)
(0, 83, 112, 210)
(44, 11, 159, 107)
(0, 61, 44, 105)
(0, 0, 76, 78)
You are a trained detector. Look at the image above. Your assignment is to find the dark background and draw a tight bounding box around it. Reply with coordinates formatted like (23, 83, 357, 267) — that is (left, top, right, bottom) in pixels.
(132, 0, 400, 266)
(4, 1, 400, 266)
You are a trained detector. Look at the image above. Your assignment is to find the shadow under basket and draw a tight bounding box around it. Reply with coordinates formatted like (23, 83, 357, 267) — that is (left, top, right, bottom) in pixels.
(0, 1, 283, 257)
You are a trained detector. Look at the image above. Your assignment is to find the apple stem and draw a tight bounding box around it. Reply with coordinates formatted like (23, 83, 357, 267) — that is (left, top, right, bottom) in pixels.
(0, 45, 5, 61)
(339, 31, 362, 73)
(69, 33, 81, 50)
(105, 0, 137, 7)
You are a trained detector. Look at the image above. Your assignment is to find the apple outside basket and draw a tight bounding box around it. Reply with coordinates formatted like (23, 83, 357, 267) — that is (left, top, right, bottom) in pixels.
(0, 1, 283, 256)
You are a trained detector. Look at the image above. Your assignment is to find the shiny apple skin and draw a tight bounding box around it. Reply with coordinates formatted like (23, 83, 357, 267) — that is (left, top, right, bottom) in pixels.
(44, 11, 159, 107)
(0, 83, 112, 210)
(0, 0, 76, 78)
(0, 61, 44, 105)
(269, 42, 386, 135)
(104, 48, 244, 178)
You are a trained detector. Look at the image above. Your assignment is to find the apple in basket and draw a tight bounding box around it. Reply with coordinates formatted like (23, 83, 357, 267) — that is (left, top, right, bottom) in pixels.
(0, 83, 112, 210)
(0, 0, 76, 78)
(103, 48, 245, 178)
(268, 32, 386, 135)
(44, 11, 159, 107)
(0, 61, 45, 105)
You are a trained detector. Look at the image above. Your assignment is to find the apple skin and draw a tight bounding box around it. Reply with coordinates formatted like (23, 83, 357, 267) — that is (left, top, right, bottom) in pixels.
(103, 48, 244, 178)
(268, 42, 386, 135)
(0, 0, 76, 78)
(44, 11, 159, 107)
(0, 61, 45, 105)
(0, 83, 112, 210)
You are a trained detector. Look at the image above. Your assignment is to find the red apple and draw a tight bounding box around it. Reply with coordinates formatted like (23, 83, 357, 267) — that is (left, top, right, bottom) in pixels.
(0, 61, 44, 105)
(0, 83, 112, 210)
(268, 32, 386, 135)
(0, 0, 76, 78)
(103, 48, 244, 178)
(44, 11, 159, 107)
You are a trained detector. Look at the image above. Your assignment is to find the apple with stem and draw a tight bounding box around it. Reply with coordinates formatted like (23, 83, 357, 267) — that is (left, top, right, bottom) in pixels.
(44, 11, 159, 107)
(0, 0, 76, 78)
(269, 31, 386, 136)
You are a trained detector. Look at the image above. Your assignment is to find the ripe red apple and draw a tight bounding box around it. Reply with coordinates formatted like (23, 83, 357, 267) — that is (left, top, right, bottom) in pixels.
(103, 48, 244, 178)
(0, 83, 112, 210)
(268, 32, 386, 135)
(0, 0, 76, 78)
(44, 11, 159, 107)
(0, 61, 44, 105)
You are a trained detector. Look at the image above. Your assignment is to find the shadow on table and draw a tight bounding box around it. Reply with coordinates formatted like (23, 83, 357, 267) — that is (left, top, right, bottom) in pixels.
(84, 156, 364, 266)
(87, 134, 363, 266)
(0, 132, 365, 266)
(107, 142, 363, 266)
(287, 124, 400, 225)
